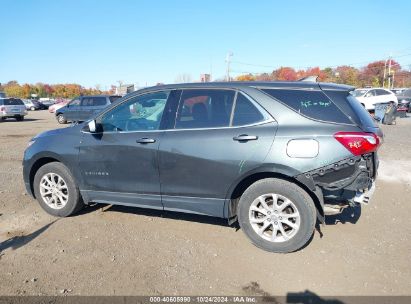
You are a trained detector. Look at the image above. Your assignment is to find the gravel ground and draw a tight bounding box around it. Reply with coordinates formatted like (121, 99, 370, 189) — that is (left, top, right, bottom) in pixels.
(0, 110, 410, 297)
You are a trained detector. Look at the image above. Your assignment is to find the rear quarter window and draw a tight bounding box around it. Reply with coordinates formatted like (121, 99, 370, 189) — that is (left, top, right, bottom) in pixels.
(109, 96, 122, 103)
(261, 89, 352, 124)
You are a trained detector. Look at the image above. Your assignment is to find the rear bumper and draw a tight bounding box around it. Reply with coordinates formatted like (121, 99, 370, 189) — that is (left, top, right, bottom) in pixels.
(353, 180, 376, 205)
(295, 153, 377, 215)
(0, 112, 27, 117)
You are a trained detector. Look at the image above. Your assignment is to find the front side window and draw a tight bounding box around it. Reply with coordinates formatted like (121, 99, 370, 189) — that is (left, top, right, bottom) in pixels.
(100, 91, 169, 132)
(351, 89, 367, 97)
(175, 89, 235, 129)
(376, 89, 390, 96)
(365, 90, 375, 97)
(70, 98, 81, 106)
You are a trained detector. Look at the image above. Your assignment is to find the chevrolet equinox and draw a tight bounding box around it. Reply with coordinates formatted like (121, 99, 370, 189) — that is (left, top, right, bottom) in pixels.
(23, 81, 382, 253)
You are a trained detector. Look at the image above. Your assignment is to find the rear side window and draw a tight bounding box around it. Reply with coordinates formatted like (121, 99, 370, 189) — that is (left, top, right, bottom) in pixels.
(91, 97, 107, 106)
(261, 89, 352, 124)
(175, 89, 235, 129)
(232, 93, 265, 126)
(2, 98, 24, 105)
(82, 97, 107, 106)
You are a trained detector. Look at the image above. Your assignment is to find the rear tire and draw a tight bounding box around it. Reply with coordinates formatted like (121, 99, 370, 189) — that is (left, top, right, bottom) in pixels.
(33, 162, 84, 217)
(56, 114, 67, 124)
(238, 178, 316, 253)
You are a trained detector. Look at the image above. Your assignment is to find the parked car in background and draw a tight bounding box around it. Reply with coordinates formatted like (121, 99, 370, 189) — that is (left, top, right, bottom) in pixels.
(351, 88, 398, 111)
(23, 99, 48, 111)
(24, 82, 382, 253)
(38, 98, 55, 109)
(49, 99, 70, 113)
(55, 95, 122, 124)
(0, 92, 6, 98)
(0, 98, 28, 120)
(390, 88, 407, 95)
(394, 88, 411, 112)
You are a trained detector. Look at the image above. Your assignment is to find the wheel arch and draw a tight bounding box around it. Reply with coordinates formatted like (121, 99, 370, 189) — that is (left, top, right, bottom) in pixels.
(225, 167, 324, 224)
(29, 154, 67, 198)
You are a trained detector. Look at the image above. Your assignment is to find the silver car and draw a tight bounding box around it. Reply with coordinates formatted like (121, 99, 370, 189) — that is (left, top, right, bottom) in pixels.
(0, 98, 28, 121)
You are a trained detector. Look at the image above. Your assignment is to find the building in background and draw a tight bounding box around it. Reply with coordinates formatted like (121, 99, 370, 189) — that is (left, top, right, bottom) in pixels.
(200, 74, 211, 82)
(116, 84, 135, 96)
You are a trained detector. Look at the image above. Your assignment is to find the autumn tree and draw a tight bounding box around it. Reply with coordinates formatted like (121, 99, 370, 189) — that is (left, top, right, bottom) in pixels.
(235, 74, 256, 81)
(272, 67, 297, 81)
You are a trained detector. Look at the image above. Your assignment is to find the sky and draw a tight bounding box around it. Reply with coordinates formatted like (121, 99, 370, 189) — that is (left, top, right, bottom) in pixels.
(1, 0, 411, 88)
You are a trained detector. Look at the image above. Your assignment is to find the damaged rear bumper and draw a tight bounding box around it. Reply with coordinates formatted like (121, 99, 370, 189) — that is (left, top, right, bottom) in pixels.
(295, 153, 378, 218)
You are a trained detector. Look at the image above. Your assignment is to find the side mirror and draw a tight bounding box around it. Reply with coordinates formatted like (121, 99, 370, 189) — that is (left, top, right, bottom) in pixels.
(88, 120, 97, 132)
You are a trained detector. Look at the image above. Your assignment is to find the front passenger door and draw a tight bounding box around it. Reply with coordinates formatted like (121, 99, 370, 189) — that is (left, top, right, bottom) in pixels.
(78, 90, 177, 209)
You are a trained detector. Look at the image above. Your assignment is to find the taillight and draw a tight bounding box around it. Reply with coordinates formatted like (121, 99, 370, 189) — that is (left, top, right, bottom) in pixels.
(0, 106, 5, 112)
(334, 132, 381, 156)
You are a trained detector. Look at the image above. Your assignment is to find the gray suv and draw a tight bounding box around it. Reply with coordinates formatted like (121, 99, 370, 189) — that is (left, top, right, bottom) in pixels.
(23, 81, 382, 253)
(56, 95, 121, 124)
(0, 98, 28, 121)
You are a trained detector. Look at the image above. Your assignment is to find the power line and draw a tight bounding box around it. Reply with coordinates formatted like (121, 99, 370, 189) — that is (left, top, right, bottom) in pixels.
(230, 51, 411, 72)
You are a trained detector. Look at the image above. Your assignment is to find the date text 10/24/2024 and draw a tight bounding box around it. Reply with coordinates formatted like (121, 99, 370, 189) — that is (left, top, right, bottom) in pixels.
(149, 296, 259, 303)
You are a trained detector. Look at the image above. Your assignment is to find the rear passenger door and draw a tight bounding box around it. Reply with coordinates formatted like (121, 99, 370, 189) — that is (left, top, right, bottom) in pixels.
(158, 89, 277, 217)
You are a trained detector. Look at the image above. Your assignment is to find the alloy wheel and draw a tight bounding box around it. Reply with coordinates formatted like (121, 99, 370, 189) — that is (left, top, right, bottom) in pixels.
(249, 193, 301, 242)
(39, 173, 69, 209)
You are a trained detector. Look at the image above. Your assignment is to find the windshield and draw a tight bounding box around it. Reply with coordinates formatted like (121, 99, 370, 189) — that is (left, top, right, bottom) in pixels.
(351, 90, 368, 97)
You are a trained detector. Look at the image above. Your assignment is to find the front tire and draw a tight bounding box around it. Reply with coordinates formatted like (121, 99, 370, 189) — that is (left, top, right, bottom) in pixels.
(33, 162, 84, 217)
(238, 178, 316, 253)
(56, 114, 67, 124)
(16, 116, 24, 121)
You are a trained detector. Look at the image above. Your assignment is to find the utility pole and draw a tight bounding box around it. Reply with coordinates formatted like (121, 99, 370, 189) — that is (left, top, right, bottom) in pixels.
(387, 56, 392, 89)
(225, 52, 233, 81)
(383, 59, 388, 88)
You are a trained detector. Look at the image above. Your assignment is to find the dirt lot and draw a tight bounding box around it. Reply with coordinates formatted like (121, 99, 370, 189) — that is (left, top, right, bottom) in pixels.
(0, 110, 410, 297)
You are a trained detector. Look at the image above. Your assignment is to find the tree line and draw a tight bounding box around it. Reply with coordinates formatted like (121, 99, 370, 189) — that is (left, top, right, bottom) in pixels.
(0, 81, 115, 99)
(1, 59, 410, 99)
(235, 60, 411, 88)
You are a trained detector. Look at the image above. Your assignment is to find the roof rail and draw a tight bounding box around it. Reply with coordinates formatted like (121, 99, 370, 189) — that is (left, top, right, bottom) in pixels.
(298, 75, 318, 82)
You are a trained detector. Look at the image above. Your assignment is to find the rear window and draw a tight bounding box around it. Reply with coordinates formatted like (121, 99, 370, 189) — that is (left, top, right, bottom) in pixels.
(1, 98, 24, 106)
(261, 89, 352, 124)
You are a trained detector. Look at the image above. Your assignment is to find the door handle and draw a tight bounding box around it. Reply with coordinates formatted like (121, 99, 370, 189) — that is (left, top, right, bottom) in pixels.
(136, 138, 156, 144)
(233, 134, 258, 142)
